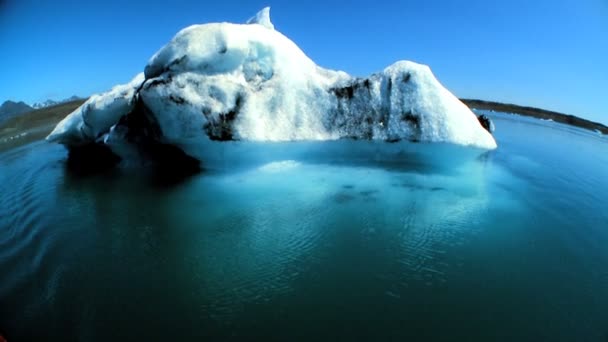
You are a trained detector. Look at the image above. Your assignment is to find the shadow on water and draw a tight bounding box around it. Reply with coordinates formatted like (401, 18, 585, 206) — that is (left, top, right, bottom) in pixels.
(62, 140, 493, 188)
(65, 143, 121, 176)
(64, 162, 202, 190)
(64, 142, 202, 187)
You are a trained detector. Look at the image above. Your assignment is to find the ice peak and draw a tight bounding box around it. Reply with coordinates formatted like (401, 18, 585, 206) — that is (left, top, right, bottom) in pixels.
(246, 7, 274, 30)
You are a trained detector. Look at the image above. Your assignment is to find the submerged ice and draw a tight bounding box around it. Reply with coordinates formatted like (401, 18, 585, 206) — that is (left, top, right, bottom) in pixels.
(47, 7, 497, 165)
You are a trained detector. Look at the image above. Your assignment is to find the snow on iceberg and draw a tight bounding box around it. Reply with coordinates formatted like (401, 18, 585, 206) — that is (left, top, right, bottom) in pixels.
(47, 73, 145, 145)
(246, 6, 274, 30)
(47, 7, 497, 165)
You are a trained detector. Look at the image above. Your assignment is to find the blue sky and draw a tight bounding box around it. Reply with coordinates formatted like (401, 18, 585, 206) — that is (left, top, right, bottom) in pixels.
(1, 0, 606, 123)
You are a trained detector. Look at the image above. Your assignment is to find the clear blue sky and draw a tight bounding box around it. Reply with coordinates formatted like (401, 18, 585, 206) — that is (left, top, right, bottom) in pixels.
(1, 0, 607, 123)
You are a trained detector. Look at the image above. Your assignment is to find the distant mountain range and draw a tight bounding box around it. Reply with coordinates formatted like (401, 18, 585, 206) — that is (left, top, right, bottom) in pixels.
(31, 96, 82, 109)
(0, 96, 82, 122)
(0, 101, 34, 122)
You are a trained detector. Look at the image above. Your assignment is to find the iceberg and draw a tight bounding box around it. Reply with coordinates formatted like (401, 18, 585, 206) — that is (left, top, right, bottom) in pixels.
(47, 7, 497, 167)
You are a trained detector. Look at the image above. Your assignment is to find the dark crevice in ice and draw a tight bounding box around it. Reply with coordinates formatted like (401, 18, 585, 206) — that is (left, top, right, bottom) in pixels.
(204, 93, 244, 141)
(121, 95, 201, 174)
(325, 75, 422, 144)
(66, 94, 201, 179)
(330, 78, 372, 100)
(117, 95, 163, 142)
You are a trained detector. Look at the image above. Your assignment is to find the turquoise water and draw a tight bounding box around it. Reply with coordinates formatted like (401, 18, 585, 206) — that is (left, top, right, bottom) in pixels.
(1, 112, 607, 341)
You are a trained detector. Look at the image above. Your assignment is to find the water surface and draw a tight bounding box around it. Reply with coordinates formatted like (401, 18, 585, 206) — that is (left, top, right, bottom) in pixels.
(1, 112, 607, 341)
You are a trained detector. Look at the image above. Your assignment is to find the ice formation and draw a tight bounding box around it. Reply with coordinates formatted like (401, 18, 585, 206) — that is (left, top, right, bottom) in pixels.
(47, 7, 497, 165)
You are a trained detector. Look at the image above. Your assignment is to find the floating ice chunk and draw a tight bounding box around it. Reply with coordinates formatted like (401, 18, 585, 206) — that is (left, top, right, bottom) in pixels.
(48, 8, 497, 165)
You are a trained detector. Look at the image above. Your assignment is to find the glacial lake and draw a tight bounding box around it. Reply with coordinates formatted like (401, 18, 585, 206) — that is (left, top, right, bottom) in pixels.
(1, 112, 607, 341)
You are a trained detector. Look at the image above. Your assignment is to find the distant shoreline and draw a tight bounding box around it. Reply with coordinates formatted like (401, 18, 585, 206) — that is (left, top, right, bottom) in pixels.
(0, 98, 605, 152)
(0, 99, 85, 152)
(461, 99, 608, 134)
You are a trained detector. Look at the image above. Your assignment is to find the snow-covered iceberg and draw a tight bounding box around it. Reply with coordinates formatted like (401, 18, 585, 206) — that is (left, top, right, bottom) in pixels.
(47, 7, 496, 167)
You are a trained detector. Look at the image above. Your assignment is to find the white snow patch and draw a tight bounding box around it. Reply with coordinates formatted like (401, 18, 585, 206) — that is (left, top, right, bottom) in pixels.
(47, 73, 144, 145)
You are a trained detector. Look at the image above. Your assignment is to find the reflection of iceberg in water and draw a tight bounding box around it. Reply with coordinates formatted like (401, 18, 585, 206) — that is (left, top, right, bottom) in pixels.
(170, 164, 334, 318)
(165, 148, 502, 318)
(182, 139, 493, 173)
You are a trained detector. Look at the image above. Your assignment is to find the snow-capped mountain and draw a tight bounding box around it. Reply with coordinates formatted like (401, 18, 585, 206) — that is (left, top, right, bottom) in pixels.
(32, 96, 82, 109)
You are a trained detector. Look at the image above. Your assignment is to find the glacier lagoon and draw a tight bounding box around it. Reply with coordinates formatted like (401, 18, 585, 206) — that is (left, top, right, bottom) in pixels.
(1, 112, 607, 341)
